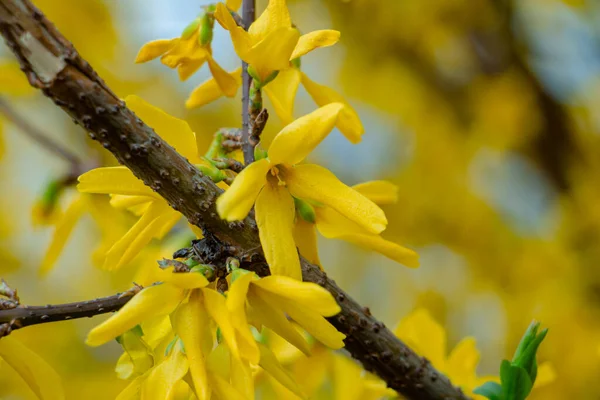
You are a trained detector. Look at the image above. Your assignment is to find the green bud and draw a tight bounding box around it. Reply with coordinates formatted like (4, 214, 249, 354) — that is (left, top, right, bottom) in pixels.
(294, 197, 316, 223)
(184, 258, 200, 268)
(190, 264, 215, 280)
(254, 145, 268, 161)
(197, 164, 227, 183)
(181, 17, 202, 40)
(291, 57, 302, 69)
(199, 13, 214, 46)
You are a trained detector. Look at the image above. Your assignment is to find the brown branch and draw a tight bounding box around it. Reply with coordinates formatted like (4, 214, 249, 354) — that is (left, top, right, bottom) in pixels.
(0, 1, 468, 399)
(0, 285, 139, 336)
(0, 95, 82, 165)
(240, 0, 255, 165)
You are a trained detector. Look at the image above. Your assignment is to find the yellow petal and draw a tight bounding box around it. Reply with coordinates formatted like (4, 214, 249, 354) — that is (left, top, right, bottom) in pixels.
(247, 27, 300, 82)
(215, 3, 253, 61)
(286, 164, 387, 234)
(135, 39, 176, 63)
(186, 67, 242, 109)
(249, 0, 291, 42)
(0, 336, 65, 400)
(446, 337, 479, 387)
(0, 62, 33, 96)
(109, 194, 152, 209)
(248, 288, 311, 355)
(275, 296, 345, 349)
(293, 218, 321, 266)
(171, 290, 212, 400)
(290, 30, 340, 60)
(315, 207, 419, 267)
(534, 361, 556, 388)
(202, 288, 240, 360)
(125, 95, 199, 162)
(332, 354, 364, 400)
(208, 56, 239, 97)
(255, 182, 301, 280)
(227, 272, 260, 364)
(177, 57, 207, 81)
(216, 158, 270, 221)
(337, 232, 419, 268)
(117, 329, 154, 378)
(78, 166, 157, 198)
(351, 180, 399, 205)
(209, 372, 247, 400)
(86, 284, 184, 346)
(230, 354, 254, 399)
(263, 68, 301, 125)
(253, 276, 340, 316)
(268, 103, 344, 166)
(301, 72, 364, 143)
(103, 201, 168, 270)
(39, 196, 86, 275)
(394, 309, 446, 369)
(257, 342, 306, 399)
(168, 380, 196, 400)
(116, 372, 147, 400)
(225, 0, 243, 11)
(159, 269, 210, 289)
(141, 346, 189, 400)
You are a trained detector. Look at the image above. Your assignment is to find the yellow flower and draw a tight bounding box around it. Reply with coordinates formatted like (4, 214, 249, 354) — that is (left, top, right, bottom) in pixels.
(264, 69, 365, 143)
(135, 9, 238, 96)
(216, 104, 386, 279)
(214, 0, 339, 83)
(394, 309, 556, 399)
(294, 180, 419, 268)
(228, 270, 345, 356)
(77, 95, 210, 270)
(0, 336, 65, 400)
(36, 193, 129, 275)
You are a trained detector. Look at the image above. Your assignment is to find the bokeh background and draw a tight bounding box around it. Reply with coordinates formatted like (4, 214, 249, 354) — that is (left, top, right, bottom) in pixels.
(1, 0, 599, 398)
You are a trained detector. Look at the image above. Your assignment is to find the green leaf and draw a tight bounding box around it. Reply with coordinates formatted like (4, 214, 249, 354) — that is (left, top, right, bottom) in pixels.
(513, 328, 548, 383)
(474, 381, 503, 400)
(501, 361, 533, 400)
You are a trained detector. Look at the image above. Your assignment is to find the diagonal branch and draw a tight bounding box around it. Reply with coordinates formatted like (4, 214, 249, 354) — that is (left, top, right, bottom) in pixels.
(0, 1, 468, 398)
(0, 95, 82, 165)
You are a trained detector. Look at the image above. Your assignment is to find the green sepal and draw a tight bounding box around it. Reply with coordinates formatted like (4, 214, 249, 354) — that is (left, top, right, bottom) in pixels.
(294, 197, 316, 223)
(197, 164, 227, 183)
(254, 145, 268, 161)
(205, 131, 227, 159)
(190, 264, 215, 280)
(474, 381, 503, 400)
(181, 17, 202, 39)
(199, 12, 214, 46)
(259, 70, 279, 88)
(185, 258, 200, 268)
(290, 57, 301, 69)
(164, 336, 179, 356)
(247, 65, 260, 82)
(116, 327, 154, 378)
(501, 360, 533, 400)
(230, 268, 252, 283)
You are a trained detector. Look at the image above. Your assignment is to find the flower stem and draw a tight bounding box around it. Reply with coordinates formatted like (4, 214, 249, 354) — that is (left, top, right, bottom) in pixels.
(241, 0, 256, 165)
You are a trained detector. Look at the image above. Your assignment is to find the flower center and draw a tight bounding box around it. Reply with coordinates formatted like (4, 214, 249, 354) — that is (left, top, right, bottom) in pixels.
(269, 165, 287, 186)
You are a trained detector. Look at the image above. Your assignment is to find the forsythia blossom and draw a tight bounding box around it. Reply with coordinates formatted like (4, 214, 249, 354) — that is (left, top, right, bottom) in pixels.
(86, 263, 343, 399)
(216, 103, 388, 279)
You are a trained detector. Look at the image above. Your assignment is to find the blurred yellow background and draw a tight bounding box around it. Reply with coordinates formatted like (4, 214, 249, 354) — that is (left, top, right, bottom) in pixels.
(1, 0, 599, 398)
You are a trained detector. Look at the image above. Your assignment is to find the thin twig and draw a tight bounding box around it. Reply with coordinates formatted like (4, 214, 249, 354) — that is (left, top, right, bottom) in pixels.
(241, 0, 255, 165)
(0, 96, 82, 165)
(0, 284, 141, 337)
(0, 1, 469, 398)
